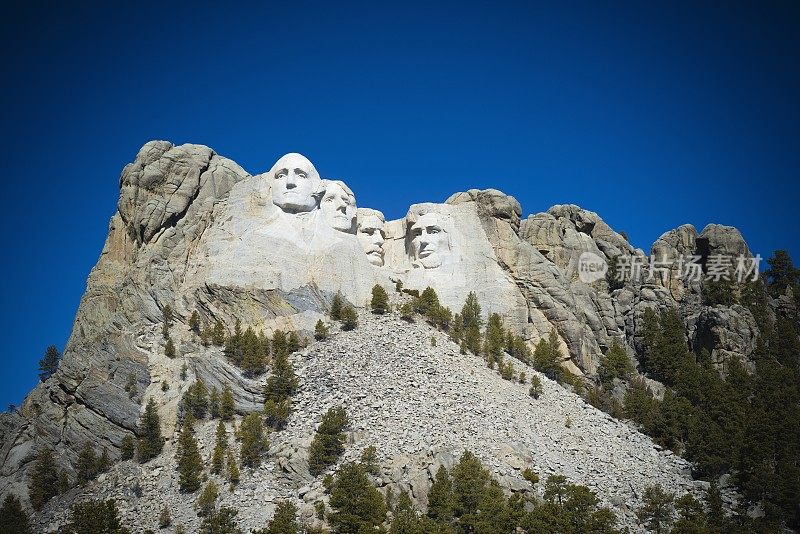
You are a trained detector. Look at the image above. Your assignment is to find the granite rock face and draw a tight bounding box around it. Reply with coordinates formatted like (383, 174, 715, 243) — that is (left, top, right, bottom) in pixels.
(0, 142, 777, 525)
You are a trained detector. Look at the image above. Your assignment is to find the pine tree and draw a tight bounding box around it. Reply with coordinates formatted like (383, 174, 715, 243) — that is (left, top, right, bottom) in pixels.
(189, 311, 201, 334)
(451, 450, 490, 524)
(212, 319, 226, 346)
(272, 330, 288, 358)
(672, 493, 707, 533)
(163, 304, 174, 327)
(196, 481, 219, 516)
(220, 384, 235, 421)
(427, 465, 454, 522)
(180, 362, 188, 381)
(623, 376, 656, 429)
(162, 304, 174, 339)
(390, 491, 437, 534)
(200, 506, 242, 534)
(0, 494, 32, 534)
(330, 292, 344, 321)
(137, 398, 164, 462)
(241, 326, 266, 376)
(225, 319, 245, 365)
(329, 462, 387, 533)
(264, 352, 298, 405)
(703, 277, 738, 306)
(648, 308, 688, 385)
(765, 249, 800, 296)
(639, 306, 659, 367)
(533, 331, 563, 382)
(182, 379, 209, 419)
(314, 319, 329, 341)
(239, 413, 268, 468)
(254, 501, 299, 534)
(210, 387, 220, 419)
(165, 337, 176, 359)
(340, 305, 358, 330)
(471, 479, 511, 533)
(429, 304, 453, 330)
(370, 284, 390, 314)
(399, 301, 415, 321)
(637, 484, 674, 534)
(60, 499, 130, 534)
(308, 407, 349, 476)
(212, 421, 227, 474)
(176, 422, 203, 492)
(287, 331, 301, 353)
(606, 255, 625, 291)
(120, 435, 135, 460)
(264, 399, 291, 431)
(416, 286, 441, 318)
(58, 469, 70, 494)
(461, 293, 482, 354)
(485, 313, 506, 361)
(38, 345, 61, 382)
(159, 506, 172, 528)
(227, 449, 240, 485)
(598, 339, 634, 387)
(77, 443, 99, 484)
(450, 313, 463, 344)
(359, 445, 380, 475)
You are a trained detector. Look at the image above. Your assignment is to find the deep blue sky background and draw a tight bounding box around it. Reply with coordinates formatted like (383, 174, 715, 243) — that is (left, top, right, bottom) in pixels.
(0, 1, 798, 408)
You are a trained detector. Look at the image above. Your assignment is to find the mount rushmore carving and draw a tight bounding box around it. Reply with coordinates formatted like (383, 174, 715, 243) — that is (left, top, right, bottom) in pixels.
(0, 141, 763, 509)
(265, 152, 452, 271)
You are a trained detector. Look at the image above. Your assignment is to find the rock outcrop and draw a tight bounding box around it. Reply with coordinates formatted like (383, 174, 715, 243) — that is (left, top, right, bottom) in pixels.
(0, 141, 781, 530)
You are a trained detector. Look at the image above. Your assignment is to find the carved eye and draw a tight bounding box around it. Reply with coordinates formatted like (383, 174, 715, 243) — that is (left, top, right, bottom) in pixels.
(295, 170, 307, 179)
(276, 170, 287, 179)
(429, 227, 440, 234)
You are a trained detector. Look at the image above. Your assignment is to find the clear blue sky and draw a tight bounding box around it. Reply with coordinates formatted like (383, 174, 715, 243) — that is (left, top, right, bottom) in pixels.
(0, 1, 797, 408)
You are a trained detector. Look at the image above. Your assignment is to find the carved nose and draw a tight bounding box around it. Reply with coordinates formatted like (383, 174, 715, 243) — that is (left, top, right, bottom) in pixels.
(286, 176, 297, 188)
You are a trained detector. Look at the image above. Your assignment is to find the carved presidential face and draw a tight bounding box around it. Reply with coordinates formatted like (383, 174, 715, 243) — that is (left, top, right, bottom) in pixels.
(410, 212, 452, 269)
(357, 213, 386, 266)
(269, 153, 321, 213)
(321, 181, 357, 233)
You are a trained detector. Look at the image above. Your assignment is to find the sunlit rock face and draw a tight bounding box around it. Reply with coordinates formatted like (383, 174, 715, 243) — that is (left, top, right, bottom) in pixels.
(356, 208, 386, 266)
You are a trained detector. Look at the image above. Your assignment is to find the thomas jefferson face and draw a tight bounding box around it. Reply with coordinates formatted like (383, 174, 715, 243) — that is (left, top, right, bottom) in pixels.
(321, 181, 356, 233)
(269, 153, 321, 213)
(357, 213, 386, 266)
(410, 212, 451, 268)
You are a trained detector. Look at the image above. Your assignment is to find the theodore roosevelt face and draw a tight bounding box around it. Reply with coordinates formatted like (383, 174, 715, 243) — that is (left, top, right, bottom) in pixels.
(409, 212, 451, 269)
(357, 211, 386, 266)
(320, 181, 357, 233)
(269, 153, 321, 213)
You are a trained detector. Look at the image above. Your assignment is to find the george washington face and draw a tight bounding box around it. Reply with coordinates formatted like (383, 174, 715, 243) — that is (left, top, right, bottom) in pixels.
(269, 153, 321, 213)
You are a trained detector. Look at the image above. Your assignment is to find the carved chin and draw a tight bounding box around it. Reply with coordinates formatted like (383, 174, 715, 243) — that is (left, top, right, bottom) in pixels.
(273, 196, 315, 213)
(419, 255, 442, 269)
(366, 251, 384, 266)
